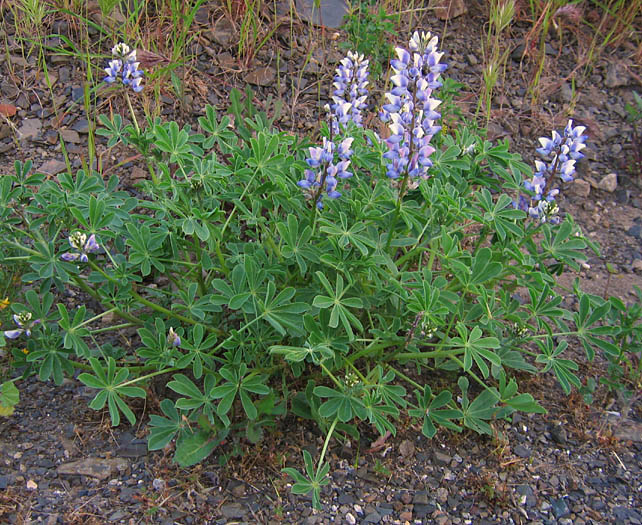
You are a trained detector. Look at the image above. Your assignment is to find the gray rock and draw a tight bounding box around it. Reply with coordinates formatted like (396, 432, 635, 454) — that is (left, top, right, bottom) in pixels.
(220, 502, 245, 519)
(433, 450, 451, 465)
(38, 159, 67, 176)
(72, 119, 90, 134)
(549, 424, 568, 445)
(18, 118, 42, 141)
(244, 66, 276, 87)
(57, 457, 129, 480)
(513, 444, 531, 458)
(626, 224, 642, 239)
(570, 179, 591, 197)
(598, 172, 617, 192)
(605, 62, 630, 88)
(60, 129, 81, 144)
(551, 497, 570, 519)
(363, 511, 381, 523)
(413, 490, 429, 504)
(295, 0, 348, 28)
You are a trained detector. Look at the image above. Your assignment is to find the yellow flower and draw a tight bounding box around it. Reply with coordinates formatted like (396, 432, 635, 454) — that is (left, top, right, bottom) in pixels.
(22, 348, 29, 355)
(0, 297, 9, 310)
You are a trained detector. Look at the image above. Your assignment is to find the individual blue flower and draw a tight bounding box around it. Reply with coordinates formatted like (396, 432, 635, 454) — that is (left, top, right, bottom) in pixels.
(4, 312, 40, 339)
(104, 42, 144, 93)
(330, 51, 370, 134)
(61, 232, 100, 262)
(380, 32, 445, 180)
(167, 327, 181, 347)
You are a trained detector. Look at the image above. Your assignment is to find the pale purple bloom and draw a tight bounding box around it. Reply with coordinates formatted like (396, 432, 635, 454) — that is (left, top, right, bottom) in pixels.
(3, 312, 40, 339)
(61, 232, 100, 263)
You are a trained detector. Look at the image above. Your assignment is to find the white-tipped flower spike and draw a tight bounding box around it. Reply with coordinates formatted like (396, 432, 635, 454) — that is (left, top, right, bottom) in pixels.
(330, 50, 370, 134)
(380, 32, 446, 179)
(298, 136, 354, 209)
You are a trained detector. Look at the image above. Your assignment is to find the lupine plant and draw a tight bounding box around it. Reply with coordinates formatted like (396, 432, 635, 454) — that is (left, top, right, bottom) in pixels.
(0, 32, 622, 508)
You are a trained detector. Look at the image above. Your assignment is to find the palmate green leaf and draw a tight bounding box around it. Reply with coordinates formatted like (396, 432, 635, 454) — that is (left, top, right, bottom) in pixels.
(270, 343, 335, 364)
(282, 450, 330, 510)
(458, 377, 498, 435)
(540, 218, 587, 270)
(57, 304, 90, 357)
(276, 214, 316, 275)
(452, 324, 500, 378)
(97, 114, 126, 147)
(535, 339, 581, 394)
(319, 212, 376, 256)
(409, 386, 462, 438)
(77, 357, 146, 426)
(312, 273, 363, 339)
(257, 282, 307, 336)
(573, 294, 616, 361)
(174, 429, 222, 467)
(148, 400, 186, 450)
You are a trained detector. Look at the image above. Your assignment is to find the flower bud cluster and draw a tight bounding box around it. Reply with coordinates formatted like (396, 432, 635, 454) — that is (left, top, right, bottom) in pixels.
(330, 51, 370, 134)
(61, 232, 100, 262)
(298, 137, 354, 209)
(517, 119, 587, 223)
(380, 31, 446, 179)
(104, 42, 144, 93)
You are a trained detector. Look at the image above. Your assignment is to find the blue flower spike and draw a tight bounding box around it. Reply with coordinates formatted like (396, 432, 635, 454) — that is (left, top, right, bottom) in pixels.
(517, 119, 587, 223)
(104, 42, 144, 93)
(330, 51, 370, 134)
(380, 31, 446, 180)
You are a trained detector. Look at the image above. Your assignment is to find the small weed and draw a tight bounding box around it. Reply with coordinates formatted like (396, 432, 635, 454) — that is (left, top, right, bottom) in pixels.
(373, 458, 391, 477)
(341, 3, 397, 78)
(625, 91, 642, 177)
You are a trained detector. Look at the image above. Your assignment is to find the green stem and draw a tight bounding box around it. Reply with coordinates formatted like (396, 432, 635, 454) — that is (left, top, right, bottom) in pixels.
(317, 416, 339, 477)
(130, 290, 223, 335)
(117, 366, 180, 389)
(75, 307, 118, 329)
(90, 322, 137, 335)
(125, 92, 158, 186)
(386, 364, 423, 390)
(319, 362, 344, 390)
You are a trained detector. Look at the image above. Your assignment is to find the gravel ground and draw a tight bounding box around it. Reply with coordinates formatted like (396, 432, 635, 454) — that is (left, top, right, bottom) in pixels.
(1, 1, 641, 523)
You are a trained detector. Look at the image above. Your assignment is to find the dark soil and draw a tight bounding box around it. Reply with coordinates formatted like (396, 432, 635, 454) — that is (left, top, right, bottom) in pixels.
(1, 1, 641, 524)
